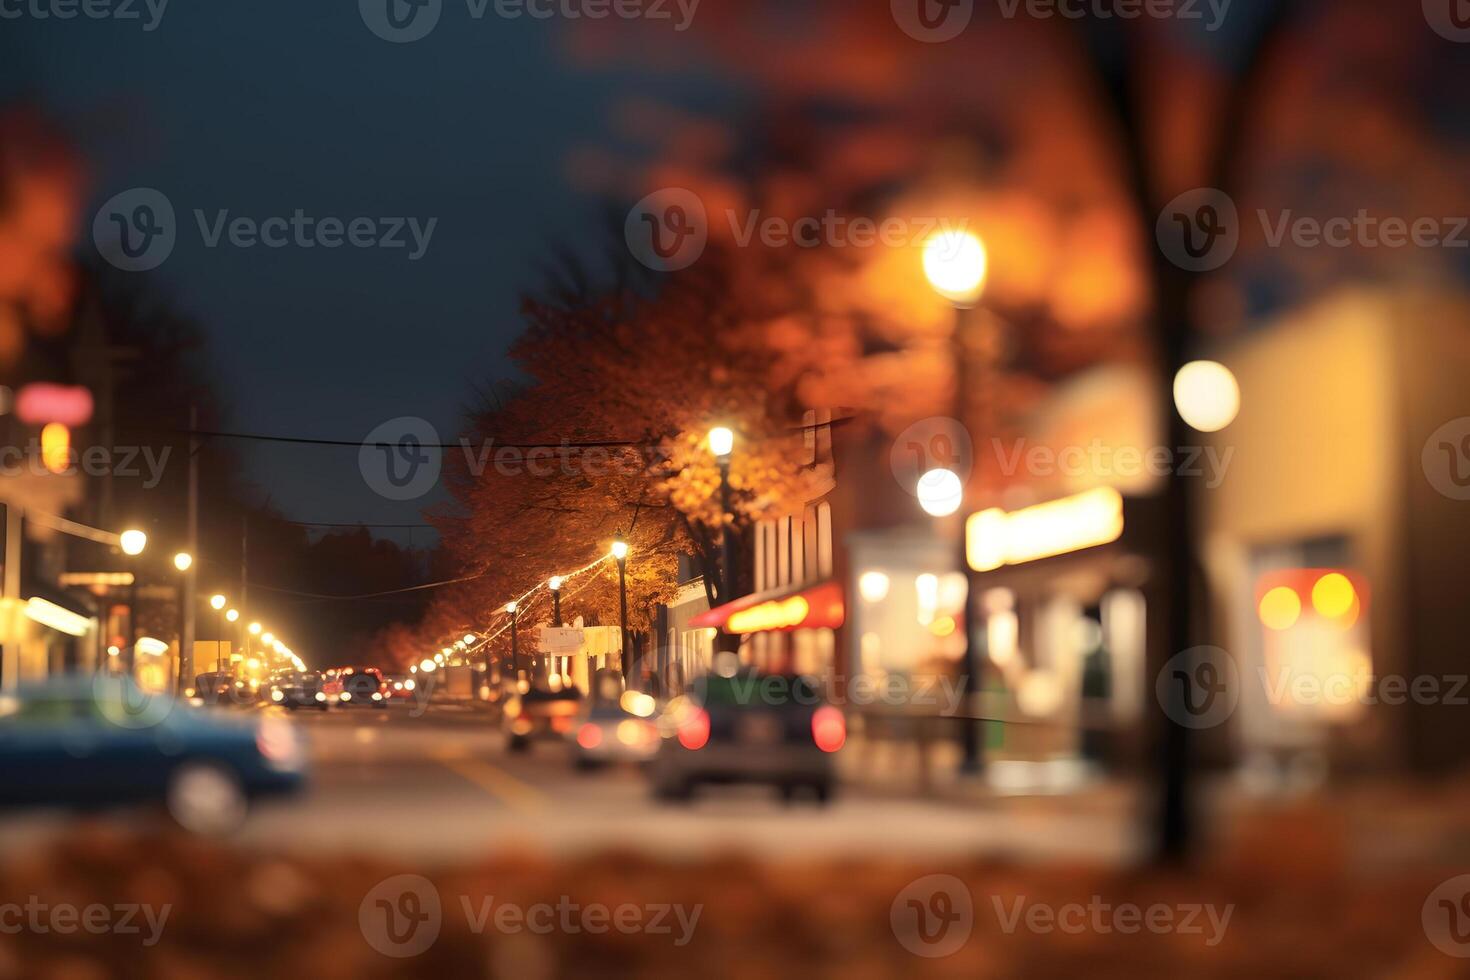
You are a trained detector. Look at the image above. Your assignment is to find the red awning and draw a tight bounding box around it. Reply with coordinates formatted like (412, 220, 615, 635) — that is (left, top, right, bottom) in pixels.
(691, 579, 844, 635)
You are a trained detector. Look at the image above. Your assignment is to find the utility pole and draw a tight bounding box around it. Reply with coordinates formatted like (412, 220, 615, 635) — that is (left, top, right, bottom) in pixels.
(179, 405, 198, 693)
(1, 504, 20, 692)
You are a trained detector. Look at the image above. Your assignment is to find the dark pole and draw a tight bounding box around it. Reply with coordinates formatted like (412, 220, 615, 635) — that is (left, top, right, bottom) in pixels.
(509, 604, 519, 681)
(952, 303, 983, 775)
(552, 587, 562, 627)
(718, 456, 734, 597)
(617, 554, 629, 683)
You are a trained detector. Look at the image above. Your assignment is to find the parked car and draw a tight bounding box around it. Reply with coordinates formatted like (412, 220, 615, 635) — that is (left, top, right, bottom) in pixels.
(502, 685, 582, 751)
(571, 690, 660, 769)
(0, 675, 307, 832)
(192, 671, 236, 706)
(329, 667, 388, 708)
(268, 671, 327, 710)
(383, 673, 418, 703)
(650, 672, 844, 803)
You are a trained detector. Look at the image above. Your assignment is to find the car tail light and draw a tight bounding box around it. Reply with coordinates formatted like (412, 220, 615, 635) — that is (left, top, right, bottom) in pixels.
(577, 723, 603, 749)
(812, 706, 845, 753)
(677, 708, 710, 750)
(256, 717, 299, 765)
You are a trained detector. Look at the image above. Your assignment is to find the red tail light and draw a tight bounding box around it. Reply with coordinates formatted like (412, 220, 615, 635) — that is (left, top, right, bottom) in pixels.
(812, 706, 845, 753)
(577, 723, 603, 749)
(677, 708, 710, 750)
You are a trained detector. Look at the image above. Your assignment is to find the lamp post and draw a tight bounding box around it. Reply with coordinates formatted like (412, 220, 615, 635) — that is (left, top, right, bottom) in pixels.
(119, 528, 147, 676)
(549, 576, 563, 627)
(923, 228, 988, 774)
(611, 536, 630, 684)
(506, 602, 519, 682)
(210, 594, 226, 670)
(171, 552, 192, 693)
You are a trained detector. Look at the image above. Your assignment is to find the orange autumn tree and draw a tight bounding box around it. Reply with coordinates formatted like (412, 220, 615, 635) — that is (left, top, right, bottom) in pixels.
(428, 254, 833, 656)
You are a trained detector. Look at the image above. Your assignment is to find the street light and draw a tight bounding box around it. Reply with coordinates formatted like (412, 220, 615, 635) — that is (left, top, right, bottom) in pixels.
(924, 227, 989, 776)
(262, 632, 274, 646)
(916, 467, 964, 517)
(548, 576, 563, 627)
(248, 622, 262, 636)
(611, 535, 630, 684)
(707, 426, 734, 459)
(506, 601, 520, 681)
(225, 608, 239, 622)
(210, 594, 226, 610)
(172, 551, 193, 572)
(923, 229, 988, 307)
(1173, 360, 1239, 433)
(119, 529, 147, 556)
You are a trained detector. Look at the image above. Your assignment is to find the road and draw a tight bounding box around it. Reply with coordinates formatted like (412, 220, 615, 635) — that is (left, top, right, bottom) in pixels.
(0, 702, 1139, 863)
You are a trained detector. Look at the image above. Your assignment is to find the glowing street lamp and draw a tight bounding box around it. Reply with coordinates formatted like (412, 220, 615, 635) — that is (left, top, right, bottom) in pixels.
(119, 529, 147, 556)
(707, 426, 734, 460)
(172, 551, 193, 572)
(611, 535, 630, 683)
(1173, 360, 1240, 433)
(210, 594, 226, 610)
(262, 632, 275, 646)
(923, 229, 988, 307)
(916, 467, 964, 517)
(548, 576, 563, 626)
(924, 227, 989, 776)
(226, 608, 239, 622)
(248, 622, 262, 636)
(462, 633, 476, 645)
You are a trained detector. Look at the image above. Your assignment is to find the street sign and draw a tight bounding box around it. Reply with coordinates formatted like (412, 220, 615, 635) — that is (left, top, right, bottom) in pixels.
(537, 626, 583, 655)
(58, 572, 135, 587)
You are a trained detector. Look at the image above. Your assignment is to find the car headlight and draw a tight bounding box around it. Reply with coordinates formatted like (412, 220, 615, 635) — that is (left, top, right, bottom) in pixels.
(314, 691, 327, 702)
(340, 692, 351, 702)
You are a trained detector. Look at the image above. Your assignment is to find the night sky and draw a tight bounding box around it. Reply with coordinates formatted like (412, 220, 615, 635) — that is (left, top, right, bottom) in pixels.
(1, 3, 720, 541)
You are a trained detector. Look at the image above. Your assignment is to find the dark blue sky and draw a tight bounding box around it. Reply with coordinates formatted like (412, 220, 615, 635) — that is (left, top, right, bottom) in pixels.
(2, 2, 724, 541)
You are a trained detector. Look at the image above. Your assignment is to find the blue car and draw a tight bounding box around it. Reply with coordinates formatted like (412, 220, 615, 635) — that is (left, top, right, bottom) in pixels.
(0, 675, 307, 832)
